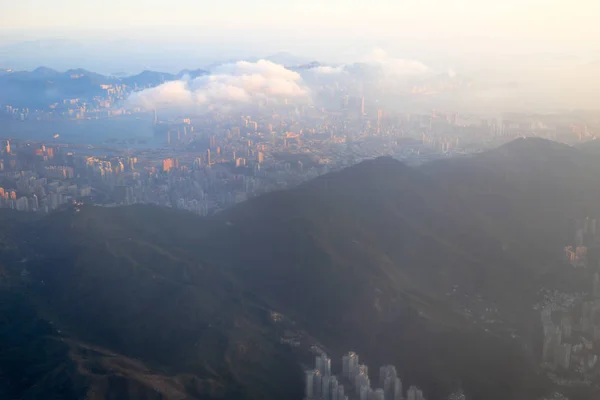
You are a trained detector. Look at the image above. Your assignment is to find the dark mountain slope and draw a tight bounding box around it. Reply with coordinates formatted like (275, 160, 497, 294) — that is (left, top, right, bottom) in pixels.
(216, 157, 531, 317)
(205, 157, 547, 400)
(0, 207, 302, 400)
(576, 138, 600, 155)
(421, 137, 600, 264)
(4, 139, 600, 399)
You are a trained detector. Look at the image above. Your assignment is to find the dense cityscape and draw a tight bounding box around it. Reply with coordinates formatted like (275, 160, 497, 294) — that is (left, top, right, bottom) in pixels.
(1, 82, 599, 215)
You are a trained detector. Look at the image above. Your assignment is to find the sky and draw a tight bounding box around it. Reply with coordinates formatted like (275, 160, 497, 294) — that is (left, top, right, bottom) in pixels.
(1, 0, 599, 61)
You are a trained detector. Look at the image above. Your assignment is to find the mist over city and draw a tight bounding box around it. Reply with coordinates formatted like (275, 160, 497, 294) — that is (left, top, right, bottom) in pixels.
(1, 1, 600, 400)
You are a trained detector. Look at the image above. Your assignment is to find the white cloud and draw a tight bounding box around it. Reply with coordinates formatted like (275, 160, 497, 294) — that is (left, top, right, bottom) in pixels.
(306, 48, 434, 80)
(127, 59, 310, 112)
(127, 80, 194, 110)
(366, 48, 433, 77)
(126, 51, 445, 114)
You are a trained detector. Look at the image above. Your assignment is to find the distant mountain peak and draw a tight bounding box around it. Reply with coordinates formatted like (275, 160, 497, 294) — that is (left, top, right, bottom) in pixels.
(493, 136, 574, 155)
(335, 156, 410, 177)
(31, 66, 60, 76)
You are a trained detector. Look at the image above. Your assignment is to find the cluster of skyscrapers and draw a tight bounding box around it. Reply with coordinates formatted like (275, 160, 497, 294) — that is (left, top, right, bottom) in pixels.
(305, 352, 425, 400)
(305, 353, 345, 400)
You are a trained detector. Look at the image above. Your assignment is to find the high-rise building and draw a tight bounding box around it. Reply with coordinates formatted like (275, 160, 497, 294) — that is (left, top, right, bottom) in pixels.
(330, 377, 339, 400)
(337, 385, 345, 400)
(593, 272, 600, 298)
(555, 343, 572, 369)
(206, 149, 211, 165)
(379, 365, 396, 387)
(393, 378, 402, 400)
(305, 370, 315, 399)
(543, 326, 562, 362)
(355, 373, 369, 395)
(560, 316, 572, 339)
(360, 96, 365, 115)
(15, 196, 29, 211)
(316, 356, 322, 373)
(314, 371, 322, 399)
(407, 386, 424, 400)
(257, 152, 264, 164)
(349, 353, 359, 378)
(360, 385, 369, 400)
(128, 157, 137, 171)
(342, 355, 349, 377)
(322, 376, 331, 400)
(321, 354, 331, 376)
(373, 389, 385, 400)
(358, 364, 368, 377)
(340, 95, 349, 110)
(162, 158, 174, 172)
(31, 194, 39, 211)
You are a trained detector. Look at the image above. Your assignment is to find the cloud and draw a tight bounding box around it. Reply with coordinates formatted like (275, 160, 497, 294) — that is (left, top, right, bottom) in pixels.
(126, 51, 450, 114)
(307, 48, 435, 84)
(299, 48, 439, 101)
(365, 48, 433, 77)
(127, 80, 194, 109)
(306, 49, 433, 79)
(127, 59, 310, 112)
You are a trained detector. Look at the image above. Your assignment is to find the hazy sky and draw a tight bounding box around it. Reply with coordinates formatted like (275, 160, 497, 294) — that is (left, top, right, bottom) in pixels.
(1, 0, 599, 59)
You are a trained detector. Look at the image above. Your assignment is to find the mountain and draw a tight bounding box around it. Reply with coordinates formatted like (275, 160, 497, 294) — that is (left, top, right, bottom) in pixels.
(0, 67, 208, 109)
(176, 68, 210, 80)
(118, 68, 208, 86)
(0, 66, 208, 108)
(121, 70, 176, 88)
(0, 67, 120, 109)
(422, 138, 600, 256)
(2, 138, 600, 399)
(576, 139, 600, 155)
(290, 61, 324, 71)
(0, 206, 302, 400)
(30, 66, 62, 78)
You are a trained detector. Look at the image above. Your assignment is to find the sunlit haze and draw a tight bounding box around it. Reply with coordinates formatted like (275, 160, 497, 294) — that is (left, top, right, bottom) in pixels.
(2, 0, 599, 58)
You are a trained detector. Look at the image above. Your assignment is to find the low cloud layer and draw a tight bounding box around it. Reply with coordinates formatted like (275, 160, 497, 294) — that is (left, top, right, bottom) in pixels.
(126, 50, 472, 114)
(127, 59, 310, 112)
(366, 48, 434, 77)
(306, 48, 435, 80)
